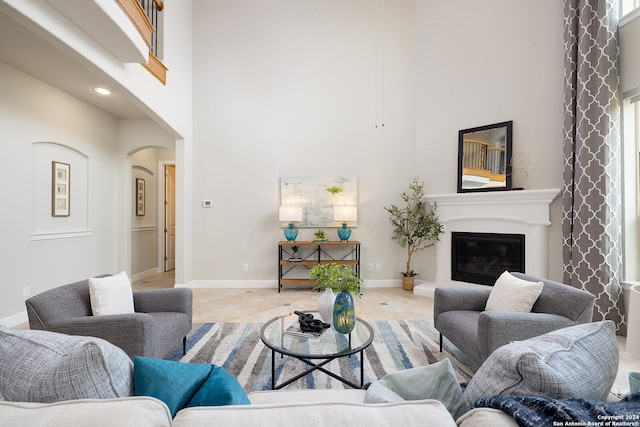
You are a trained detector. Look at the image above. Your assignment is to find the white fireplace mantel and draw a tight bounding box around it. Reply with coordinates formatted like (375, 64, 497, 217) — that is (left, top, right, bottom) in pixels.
(414, 188, 561, 297)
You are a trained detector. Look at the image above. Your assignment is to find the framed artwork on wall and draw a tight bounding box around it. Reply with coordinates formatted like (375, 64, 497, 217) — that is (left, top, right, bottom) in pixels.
(51, 161, 70, 217)
(280, 176, 358, 227)
(136, 178, 145, 216)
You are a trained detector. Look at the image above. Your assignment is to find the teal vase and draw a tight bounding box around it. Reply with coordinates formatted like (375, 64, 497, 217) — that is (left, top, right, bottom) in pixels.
(333, 291, 356, 334)
(283, 224, 298, 241)
(336, 226, 351, 241)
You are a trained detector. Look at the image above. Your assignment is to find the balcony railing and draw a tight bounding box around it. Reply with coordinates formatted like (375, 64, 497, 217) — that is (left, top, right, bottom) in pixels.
(139, 0, 163, 57)
(115, 0, 167, 84)
(462, 139, 506, 183)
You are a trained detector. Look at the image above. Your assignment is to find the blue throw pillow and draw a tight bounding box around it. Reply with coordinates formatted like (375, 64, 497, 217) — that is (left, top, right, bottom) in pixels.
(133, 356, 211, 417)
(186, 365, 250, 407)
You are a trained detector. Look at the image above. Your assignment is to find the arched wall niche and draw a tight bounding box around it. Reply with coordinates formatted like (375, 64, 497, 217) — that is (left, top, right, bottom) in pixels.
(31, 142, 90, 240)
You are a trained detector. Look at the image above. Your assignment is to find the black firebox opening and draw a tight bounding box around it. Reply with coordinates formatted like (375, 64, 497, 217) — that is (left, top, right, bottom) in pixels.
(451, 232, 525, 286)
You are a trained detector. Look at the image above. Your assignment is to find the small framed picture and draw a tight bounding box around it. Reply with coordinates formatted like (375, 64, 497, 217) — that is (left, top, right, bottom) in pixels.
(52, 161, 70, 217)
(136, 178, 145, 216)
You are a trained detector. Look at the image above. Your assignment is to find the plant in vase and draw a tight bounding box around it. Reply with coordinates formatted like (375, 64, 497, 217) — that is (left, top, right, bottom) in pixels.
(384, 178, 444, 291)
(288, 245, 301, 262)
(310, 263, 363, 333)
(313, 230, 328, 242)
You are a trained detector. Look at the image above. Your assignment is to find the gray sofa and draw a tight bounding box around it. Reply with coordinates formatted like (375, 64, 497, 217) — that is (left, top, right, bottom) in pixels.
(433, 272, 595, 367)
(25, 276, 192, 359)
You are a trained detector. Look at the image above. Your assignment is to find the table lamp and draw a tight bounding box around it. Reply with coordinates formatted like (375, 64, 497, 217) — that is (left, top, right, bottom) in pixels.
(333, 206, 357, 241)
(279, 206, 303, 241)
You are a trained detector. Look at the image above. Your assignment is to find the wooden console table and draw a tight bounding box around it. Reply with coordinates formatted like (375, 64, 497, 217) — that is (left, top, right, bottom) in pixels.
(277, 241, 361, 292)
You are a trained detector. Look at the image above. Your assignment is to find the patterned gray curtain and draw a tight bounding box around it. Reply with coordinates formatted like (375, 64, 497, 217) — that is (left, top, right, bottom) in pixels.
(562, 0, 625, 335)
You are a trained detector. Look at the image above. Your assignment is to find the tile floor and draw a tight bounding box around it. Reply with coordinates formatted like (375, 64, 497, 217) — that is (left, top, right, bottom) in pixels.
(136, 271, 640, 395)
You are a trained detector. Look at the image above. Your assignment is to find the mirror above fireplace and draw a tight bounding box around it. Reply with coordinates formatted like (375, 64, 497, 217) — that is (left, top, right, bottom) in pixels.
(457, 121, 513, 193)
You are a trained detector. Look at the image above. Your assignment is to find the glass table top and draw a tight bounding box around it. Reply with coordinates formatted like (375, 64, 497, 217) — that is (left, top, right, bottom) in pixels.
(260, 311, 374, 359)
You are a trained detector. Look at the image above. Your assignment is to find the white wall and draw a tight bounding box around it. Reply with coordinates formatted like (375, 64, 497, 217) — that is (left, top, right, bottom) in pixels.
(0, 1, 194, 323)
(415, 0, 565, 281)
(191, 0, 418, 285)
(0, 0, 193, 141)
(190, 0, 566, 285)
(0, 61, 120, 324)
(0, 0, 195, 285)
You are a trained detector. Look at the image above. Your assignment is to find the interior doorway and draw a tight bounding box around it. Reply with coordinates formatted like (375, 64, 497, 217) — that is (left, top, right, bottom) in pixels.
(164, 164, 176, 272)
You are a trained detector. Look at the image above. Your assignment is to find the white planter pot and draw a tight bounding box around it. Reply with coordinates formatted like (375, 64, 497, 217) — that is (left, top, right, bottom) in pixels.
(318, 288, 336, 325)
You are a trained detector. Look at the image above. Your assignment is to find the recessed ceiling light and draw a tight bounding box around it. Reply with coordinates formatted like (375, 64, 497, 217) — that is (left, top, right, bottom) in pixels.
(93, 87, 113, 96)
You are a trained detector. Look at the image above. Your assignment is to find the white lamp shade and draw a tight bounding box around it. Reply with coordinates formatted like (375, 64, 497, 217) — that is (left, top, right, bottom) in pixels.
(333, 206, 357, 222)
(279, 206, 303, 222)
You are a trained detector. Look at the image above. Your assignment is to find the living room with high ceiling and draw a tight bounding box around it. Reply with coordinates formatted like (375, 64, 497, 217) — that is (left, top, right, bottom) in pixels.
(0, 0, 569, 322)
(1, 0, 640, 425)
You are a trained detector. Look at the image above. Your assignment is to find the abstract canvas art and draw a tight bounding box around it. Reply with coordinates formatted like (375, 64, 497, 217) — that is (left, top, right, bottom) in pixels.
(280, 176, 357, 227)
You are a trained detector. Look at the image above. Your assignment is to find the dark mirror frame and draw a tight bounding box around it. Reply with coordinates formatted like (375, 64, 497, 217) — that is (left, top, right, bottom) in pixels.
(457, 120, 513, 193)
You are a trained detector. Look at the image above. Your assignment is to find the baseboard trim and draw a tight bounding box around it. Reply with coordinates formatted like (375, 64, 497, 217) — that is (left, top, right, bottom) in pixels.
(131, 267, 162, 283)
(364, 279, 403, 288)
(186, 280, 277, 289)
(0, 311, 28, 328)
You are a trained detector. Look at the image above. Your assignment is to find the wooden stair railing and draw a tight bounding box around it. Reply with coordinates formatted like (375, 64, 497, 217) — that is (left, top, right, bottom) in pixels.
(115, 0, 167, 84)
(462, 140, 506, 182)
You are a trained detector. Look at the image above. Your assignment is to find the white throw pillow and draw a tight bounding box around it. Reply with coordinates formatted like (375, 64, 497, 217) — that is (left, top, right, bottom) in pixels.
(89, 271, 135, 316)
(484, 271, 543, 312)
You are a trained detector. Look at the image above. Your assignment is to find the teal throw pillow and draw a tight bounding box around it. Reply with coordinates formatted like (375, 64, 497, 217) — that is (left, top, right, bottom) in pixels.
(134, 356, 211, 417)
(186, 365, 250, 407)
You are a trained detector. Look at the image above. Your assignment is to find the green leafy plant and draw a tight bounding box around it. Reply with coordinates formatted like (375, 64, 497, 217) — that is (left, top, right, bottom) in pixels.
(384, 178, 444, 277)
(313, 230, 328, 241)
(310, 263, 363, 297)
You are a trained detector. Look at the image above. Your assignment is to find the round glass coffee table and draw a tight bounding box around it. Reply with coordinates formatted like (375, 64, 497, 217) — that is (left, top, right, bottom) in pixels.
(260, 311, 374, 389)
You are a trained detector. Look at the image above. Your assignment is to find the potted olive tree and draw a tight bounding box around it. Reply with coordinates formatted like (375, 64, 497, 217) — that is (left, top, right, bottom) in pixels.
(384, 178, 444, 291)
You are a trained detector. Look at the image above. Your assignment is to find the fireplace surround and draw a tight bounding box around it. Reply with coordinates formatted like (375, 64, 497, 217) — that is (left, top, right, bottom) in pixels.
(414, 189, 560, 297)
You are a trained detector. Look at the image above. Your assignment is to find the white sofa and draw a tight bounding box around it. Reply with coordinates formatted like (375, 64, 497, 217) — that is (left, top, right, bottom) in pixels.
(0, 389, 514, 427)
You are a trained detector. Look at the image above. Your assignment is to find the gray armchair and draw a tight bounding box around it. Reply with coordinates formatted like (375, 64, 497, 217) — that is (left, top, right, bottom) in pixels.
(25, 275, 192, 359)
(433, 272, 595, 367)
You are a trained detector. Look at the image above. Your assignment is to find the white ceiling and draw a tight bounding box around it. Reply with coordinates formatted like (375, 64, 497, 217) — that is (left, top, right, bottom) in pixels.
(0, 10, 147, 118)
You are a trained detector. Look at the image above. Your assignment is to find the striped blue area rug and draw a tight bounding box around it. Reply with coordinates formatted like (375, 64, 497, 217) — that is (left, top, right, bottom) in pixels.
(165, 320, 475, 393)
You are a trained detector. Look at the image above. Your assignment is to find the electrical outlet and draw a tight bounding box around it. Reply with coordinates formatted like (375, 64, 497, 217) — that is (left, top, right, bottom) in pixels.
(243, 263, 249, 271)
(368, 263, 374, 271)
(23, 286, 30, 298)
(376, 263, 381, 271)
